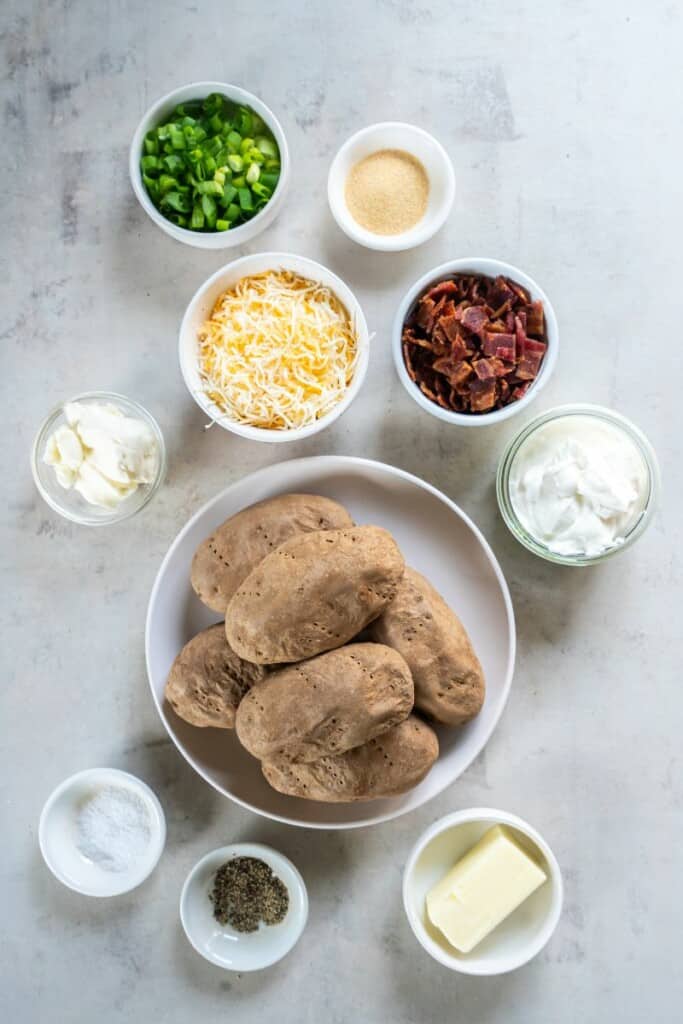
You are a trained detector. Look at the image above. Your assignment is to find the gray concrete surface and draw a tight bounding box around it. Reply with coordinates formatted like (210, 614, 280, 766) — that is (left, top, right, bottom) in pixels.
(2, 1, 681, 1021)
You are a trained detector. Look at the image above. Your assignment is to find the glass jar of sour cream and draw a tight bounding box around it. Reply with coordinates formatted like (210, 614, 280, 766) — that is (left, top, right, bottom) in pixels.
(496, 405, 660, 565)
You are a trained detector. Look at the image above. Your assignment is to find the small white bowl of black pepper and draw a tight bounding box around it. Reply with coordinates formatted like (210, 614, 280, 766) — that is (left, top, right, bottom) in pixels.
(180, 843, 308, 971)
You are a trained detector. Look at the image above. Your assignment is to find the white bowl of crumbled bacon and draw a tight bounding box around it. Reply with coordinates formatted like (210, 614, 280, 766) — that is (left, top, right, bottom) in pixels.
(393, 258, 559, 425)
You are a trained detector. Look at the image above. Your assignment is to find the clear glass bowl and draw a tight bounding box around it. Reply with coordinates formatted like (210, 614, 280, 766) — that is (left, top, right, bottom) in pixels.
(496, 404, 660, 566)
(31, 391, 166, 526)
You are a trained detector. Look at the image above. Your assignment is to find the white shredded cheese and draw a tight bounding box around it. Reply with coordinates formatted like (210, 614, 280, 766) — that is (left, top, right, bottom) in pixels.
(197, 270, 359, 430)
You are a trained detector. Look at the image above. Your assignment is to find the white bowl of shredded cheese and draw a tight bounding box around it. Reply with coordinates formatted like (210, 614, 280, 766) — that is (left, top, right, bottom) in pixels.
(178, 253, 370, 442)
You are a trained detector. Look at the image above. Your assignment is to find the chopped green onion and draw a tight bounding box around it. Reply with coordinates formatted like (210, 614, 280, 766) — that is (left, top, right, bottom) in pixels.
(255, 136, 278, 159)
(162, 191, 192, 214)
(238, 187, 253, 211)
(162, 154, 184, 175)
(201, 194, 217, 228)
(190, 203, 205, 229)
(219, 185, 238, 207)
(196, 180, 223, 197)
(140, 94, 280, 232)
(169, 125, 186, 149)
(158, 174, 177, 194)
(140, 155, 160, 176)
(236, 107, 253, 135)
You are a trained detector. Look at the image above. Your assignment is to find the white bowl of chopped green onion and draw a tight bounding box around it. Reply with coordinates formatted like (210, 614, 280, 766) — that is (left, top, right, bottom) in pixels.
(129, 82, 290, 249)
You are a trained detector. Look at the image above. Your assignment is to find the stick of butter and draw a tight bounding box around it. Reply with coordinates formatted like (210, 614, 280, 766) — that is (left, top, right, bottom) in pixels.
(426, 825, 547, 953)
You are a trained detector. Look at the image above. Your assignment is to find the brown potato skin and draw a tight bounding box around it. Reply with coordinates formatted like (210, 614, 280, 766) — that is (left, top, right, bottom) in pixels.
(236, 643, 414, 763)
(368, 568, 485, 726)
(191, 493, 353, 613)
(262, 716, 439, 802)
(165, 624, 267, 728)
(226, 526, 405, 664)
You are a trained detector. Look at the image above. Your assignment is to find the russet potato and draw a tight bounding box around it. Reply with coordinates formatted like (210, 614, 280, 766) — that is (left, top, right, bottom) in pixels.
(368, 568, 485, 726)
(190, 493, 353, 613)
(262, 715, 439, 802)
(236, 642, 414, 763)
(165, 623, 267, 728)
(226, 525, 405, 664)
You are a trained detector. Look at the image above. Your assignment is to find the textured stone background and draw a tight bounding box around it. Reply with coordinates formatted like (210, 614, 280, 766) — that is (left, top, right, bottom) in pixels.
(2, 1, 681, 1021)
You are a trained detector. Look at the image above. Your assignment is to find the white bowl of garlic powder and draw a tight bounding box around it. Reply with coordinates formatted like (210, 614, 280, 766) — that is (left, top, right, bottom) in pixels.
(328, 122, 455, 252)
(39, 768, 166, 897)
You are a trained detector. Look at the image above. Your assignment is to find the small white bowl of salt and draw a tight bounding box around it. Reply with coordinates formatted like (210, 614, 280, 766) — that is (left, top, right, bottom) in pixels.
(39, 768, 166, 897)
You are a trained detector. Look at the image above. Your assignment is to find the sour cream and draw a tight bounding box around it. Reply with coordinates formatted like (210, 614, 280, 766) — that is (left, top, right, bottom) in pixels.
(508, 414, 649, 557)
(44, 401, 159, 510)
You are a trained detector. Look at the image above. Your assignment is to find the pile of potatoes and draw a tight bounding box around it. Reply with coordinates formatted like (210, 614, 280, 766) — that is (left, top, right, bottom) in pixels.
(165, 493, 485, 803)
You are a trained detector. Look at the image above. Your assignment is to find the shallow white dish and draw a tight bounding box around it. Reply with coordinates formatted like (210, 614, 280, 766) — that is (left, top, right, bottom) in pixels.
(328, 122, 455, 251)
(39, 768, 166, 897)
(178, 252, 370, 443)
(129, 81, 290, 250)
(403, 808, 563, 975)
(180, 843, 308, 971)
(393, 257, 559, 426)
(145, 456, 515, 829)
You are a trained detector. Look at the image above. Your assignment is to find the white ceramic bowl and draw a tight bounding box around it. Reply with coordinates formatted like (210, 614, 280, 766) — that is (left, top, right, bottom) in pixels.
(145, 456, 515, 829)
(403, 808, 563, 975)
(328, 122, 455, 251)
(31, 391, 166, 527)
(178, 252, 370, 442)
(180, 843, 308, 971)
(39, 768, 166, 897)
(393, 257, 559, 425)
(129, 82, 290, 249)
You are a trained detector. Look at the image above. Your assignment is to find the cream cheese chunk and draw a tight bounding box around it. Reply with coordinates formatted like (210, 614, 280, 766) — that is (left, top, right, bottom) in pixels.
(43, 401, 158, 510)
(426, 825, 547, 953)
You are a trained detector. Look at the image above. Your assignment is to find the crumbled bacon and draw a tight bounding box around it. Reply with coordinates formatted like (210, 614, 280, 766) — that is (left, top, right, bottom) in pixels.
(402, 273, 549, 414)
(469, 378, 497, 412)
(461, 306, 489, 337)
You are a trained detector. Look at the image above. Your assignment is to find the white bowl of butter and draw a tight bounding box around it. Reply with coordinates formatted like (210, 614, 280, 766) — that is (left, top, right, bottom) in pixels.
(31, 392, 166, 526)
(403, 808, 563, 975)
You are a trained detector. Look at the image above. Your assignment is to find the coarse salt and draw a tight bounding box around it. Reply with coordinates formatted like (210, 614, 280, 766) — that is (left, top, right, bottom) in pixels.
(75, 785, 152, 873)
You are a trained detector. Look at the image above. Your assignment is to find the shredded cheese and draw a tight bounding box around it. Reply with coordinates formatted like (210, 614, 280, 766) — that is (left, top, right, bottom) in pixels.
(197, 270, 359, 430)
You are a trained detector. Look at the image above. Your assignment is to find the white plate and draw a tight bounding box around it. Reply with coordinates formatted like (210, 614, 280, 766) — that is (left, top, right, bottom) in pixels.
(145, 456, 515, 829)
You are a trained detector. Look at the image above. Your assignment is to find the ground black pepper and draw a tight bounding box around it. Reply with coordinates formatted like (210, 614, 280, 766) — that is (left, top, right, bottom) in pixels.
(210, 856, 289, 932)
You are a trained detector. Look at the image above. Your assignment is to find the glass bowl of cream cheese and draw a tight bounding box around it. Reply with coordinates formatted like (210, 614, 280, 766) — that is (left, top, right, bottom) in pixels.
(496, 404, 660, 565)
(31, 392, 166, 526)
